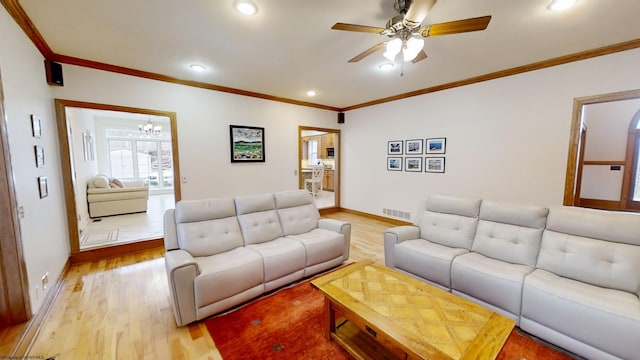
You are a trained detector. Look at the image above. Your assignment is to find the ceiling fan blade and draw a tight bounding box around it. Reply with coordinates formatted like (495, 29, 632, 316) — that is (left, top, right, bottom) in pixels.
(331, 23, 385, 34)
(348, 42, 386, 63)
(403, 0, 437, 28)
(420, 15, 491, 37)
(411, 50, 428, 63)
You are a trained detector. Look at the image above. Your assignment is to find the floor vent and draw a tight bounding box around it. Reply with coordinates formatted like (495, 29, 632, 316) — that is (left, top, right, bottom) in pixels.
(383, 208, 411, 220)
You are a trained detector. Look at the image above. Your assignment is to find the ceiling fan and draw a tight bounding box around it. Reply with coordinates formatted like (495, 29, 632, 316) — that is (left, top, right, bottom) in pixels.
(331, 0, 491, 64)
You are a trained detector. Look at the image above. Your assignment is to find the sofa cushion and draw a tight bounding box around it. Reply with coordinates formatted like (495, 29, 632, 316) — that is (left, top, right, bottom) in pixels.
(417, 195, 481, 250)
(275, 190, 319, 235)
(175, 197, 236, 223)
(235, 193, 276, 215)
(194, 247, 264, 308)
(177, 217, 244, 257)
(394, 239, 468, 289)
(522, 269, 640, 360)
(471, 201, 548, 266)
(237, 210, 283, 245)
(247, 238, 306, 282)
(286, 228, 344, 267)
(91, 175, 110, 188)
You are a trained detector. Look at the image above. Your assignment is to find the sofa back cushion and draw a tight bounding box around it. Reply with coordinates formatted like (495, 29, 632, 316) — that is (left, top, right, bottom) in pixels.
(275, 190, 319, 235)
(418, 195, 481, 250)
(472, 201, 548, 266)
(174, 198, 243, 257)
(235, 193, 284, 245)
(538, 206, 640, 294)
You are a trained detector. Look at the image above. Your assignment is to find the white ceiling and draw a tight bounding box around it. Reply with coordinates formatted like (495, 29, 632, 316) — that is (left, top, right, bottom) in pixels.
(18, 0, 640, 109)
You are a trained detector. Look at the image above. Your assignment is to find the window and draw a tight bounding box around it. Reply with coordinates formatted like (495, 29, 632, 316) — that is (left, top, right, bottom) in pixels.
(107, 129, 173, 189)
(308, 140, 318, 165)
(626, 116, 640, 209)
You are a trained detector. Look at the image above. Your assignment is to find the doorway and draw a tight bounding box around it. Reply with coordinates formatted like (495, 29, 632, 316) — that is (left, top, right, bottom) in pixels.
(298, 126, 340, 209)
(54, 99, 181, 254)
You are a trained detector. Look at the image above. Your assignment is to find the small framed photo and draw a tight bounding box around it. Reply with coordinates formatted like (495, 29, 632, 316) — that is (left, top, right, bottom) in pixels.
(230, 125, 265, 163)
(388, 140, 403, 155)
(405, 157, 423, 172)
(38, 176, 48, 198)
(387, 157, 402, 171)
(31, 114, 42, 138)
(405, 139, 423, 155)
(34, 145, 45, 168)
(426, 138, 446, 154)
(425, 157, 446, 173)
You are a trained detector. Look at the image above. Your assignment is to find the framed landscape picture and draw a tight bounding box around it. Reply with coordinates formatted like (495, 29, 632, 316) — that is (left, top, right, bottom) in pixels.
(387, 157, 402, 171)
(405, 139, 423, 154)
(230, 125, 265, 162)
(426, 137, 446, 154)
(425, 157, 445, 173)
(388, 140, 403, 155)
(405, 157, 423, 172)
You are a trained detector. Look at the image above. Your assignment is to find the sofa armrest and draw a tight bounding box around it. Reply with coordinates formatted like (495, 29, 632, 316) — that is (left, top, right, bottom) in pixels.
(318, 218, 351, 261)
(165, 249, 200, 326)
(122, 180, 145, 187)
(384, 225, 420, 268)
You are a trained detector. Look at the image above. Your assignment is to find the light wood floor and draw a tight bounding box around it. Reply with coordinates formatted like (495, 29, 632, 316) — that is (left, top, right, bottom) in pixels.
(18, 210, 398, 359)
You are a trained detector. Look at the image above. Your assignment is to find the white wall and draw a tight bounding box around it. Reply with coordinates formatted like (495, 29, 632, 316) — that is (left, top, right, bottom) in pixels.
(341, 48, 640, 219)
(51, 66, 340, 200)
(0, 7, 70, 312)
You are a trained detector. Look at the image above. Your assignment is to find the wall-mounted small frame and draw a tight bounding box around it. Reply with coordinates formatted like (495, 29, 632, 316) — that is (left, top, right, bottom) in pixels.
(387, 157, 402, 171)
(388, 140, 403, 155)
(34, 145, 45, 168)
(405, 157, 423, 172)
(230, 125, 265, 162)
(38, 176, 48, 198)
(405, 139, 423, 155)
(31, 114, 42, 138)
(426, 137, 446, 154)
(425, 157, 446, 173)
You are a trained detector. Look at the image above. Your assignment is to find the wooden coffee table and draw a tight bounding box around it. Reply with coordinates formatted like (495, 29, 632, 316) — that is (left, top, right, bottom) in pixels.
(311, 260, 515, 360)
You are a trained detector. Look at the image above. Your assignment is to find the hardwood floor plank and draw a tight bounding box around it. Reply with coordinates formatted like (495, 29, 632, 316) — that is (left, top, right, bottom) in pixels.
(22, 211, 396, 359)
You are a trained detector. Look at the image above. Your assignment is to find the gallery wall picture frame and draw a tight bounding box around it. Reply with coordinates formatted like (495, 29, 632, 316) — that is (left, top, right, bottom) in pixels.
(31, 114, 42, 138)
(405, 139, 423, 155)
(229, 125, 265, 162)
(426, 137, 446, 154)
(388, 140, 403, 155)
(425, 157, 446, 173)
(387, 157, 402, 171)
(405, 157, 423, 172)
(34, 145, 45, 168)
(38, 176, 48, 198)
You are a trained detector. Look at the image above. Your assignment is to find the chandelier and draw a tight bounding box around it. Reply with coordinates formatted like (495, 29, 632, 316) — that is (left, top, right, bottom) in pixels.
(138, 119, 162, 136)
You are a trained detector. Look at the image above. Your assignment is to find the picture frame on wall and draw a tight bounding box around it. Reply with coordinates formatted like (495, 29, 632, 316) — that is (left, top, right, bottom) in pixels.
(405, 157, 423, 172)
(387, 157, 402, 171)
(34, 145, 45, 168)
(426, 137, 446, 154)
(388, 140, 403, 155)
(405, 139, 423, 154)
(31, 114, 42, 138)
(425, 157, 446, 173)
(229, 125, 265, 162)
(38, 176, 48, 198)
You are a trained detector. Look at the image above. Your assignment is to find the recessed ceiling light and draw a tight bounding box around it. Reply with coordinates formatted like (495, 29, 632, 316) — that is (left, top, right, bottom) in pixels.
(234, 0, 258, 16)
(190, 64, 206, 72)
(378, 63, 394, 71)
(306, 90, 317, 97)
(547, 0, 577, 11)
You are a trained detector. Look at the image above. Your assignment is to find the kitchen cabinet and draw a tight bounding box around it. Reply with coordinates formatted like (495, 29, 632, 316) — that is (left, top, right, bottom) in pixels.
(320, 133, 335, 159)
(323, 170, 334, 191)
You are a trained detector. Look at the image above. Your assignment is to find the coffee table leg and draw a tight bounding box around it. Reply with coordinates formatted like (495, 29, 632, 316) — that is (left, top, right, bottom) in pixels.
(324, 297, 336, 340)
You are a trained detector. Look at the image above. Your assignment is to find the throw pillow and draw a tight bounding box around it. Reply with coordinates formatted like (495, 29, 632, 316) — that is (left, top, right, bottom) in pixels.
(92, 175, 110, 188)
(110, 178, 125, 188)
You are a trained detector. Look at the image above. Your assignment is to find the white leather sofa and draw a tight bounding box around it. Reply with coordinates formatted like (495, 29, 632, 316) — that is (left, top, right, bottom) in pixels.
(87, 175, 148, 218)
(163, 189, 351, 326)
(384, 194, 640, 360)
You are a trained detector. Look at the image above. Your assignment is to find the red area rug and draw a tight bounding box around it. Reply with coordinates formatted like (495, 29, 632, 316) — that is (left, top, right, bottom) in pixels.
(205, 280, 572, 360)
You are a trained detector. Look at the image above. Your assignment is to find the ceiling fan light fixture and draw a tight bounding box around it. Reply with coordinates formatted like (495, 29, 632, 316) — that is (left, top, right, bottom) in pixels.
(402, 37, 424, 62)
(547, 0, 576, 11)
(233, 0, 258, 16)
(378, 62, 394, 71)
(189, 64, 206, 72)
(383, 38, 402, 61)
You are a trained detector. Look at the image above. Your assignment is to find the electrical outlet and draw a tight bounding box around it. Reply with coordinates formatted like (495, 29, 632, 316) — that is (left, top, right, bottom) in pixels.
(42, 272, 49, 290)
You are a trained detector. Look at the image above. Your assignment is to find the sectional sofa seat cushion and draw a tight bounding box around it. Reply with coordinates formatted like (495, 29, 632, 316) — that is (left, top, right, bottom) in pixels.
(384, 195, 481, 289)
(450, 201, 548, 323)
